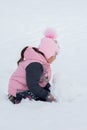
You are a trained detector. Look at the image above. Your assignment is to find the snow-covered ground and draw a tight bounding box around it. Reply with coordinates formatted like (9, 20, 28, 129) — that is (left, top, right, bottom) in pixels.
(0, 0, 87, 130)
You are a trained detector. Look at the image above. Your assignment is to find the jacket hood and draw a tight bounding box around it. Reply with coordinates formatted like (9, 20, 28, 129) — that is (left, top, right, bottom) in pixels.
(24, 47, 47, 64)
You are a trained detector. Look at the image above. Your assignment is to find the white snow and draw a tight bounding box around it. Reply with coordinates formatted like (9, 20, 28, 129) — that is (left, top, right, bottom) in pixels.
(0, 0, 87, 130)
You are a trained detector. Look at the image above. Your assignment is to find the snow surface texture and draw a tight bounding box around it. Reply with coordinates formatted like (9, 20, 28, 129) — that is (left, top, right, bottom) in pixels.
(0, 0, 87, 130)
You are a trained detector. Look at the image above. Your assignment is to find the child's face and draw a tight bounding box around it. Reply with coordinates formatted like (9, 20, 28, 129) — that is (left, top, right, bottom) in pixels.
(47, 55, 56, 64)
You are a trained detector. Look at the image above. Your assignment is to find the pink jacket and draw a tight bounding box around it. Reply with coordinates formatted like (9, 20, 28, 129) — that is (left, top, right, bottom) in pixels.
(8, 47, 51, 97)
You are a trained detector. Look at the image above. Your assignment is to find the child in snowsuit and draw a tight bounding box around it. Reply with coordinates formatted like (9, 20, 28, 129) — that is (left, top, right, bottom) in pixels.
(8, 28, 59, 104)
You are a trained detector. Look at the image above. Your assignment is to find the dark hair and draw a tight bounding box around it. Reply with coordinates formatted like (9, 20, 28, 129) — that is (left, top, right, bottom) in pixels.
(17, 46, 28, 65)
(17, 46, 46, 65)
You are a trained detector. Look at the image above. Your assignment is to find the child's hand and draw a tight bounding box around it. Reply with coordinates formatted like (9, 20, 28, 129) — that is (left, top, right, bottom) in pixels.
(47, 94, 57, 102)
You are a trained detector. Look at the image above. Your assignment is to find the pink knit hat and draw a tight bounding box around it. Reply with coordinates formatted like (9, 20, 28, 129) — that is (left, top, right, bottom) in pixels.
(39, 28, 59, 59)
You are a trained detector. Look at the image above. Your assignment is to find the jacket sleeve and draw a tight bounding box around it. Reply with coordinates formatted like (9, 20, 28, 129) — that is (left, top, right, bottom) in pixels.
(26, 62, 49, 101)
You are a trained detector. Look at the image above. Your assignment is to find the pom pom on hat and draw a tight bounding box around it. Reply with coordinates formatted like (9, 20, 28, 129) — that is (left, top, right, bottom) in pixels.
(44, 28, 57, 39)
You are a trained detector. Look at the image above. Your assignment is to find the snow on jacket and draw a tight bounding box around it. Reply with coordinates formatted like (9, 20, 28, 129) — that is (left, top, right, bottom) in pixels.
(8, 47, 51, 99)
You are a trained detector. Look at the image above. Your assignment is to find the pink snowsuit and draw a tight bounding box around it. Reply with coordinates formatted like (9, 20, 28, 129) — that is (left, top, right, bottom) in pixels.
(8, 47, 51, 97)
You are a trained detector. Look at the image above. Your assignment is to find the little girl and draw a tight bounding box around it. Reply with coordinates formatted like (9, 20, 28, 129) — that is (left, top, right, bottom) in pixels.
(8, 28, 59, 104)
